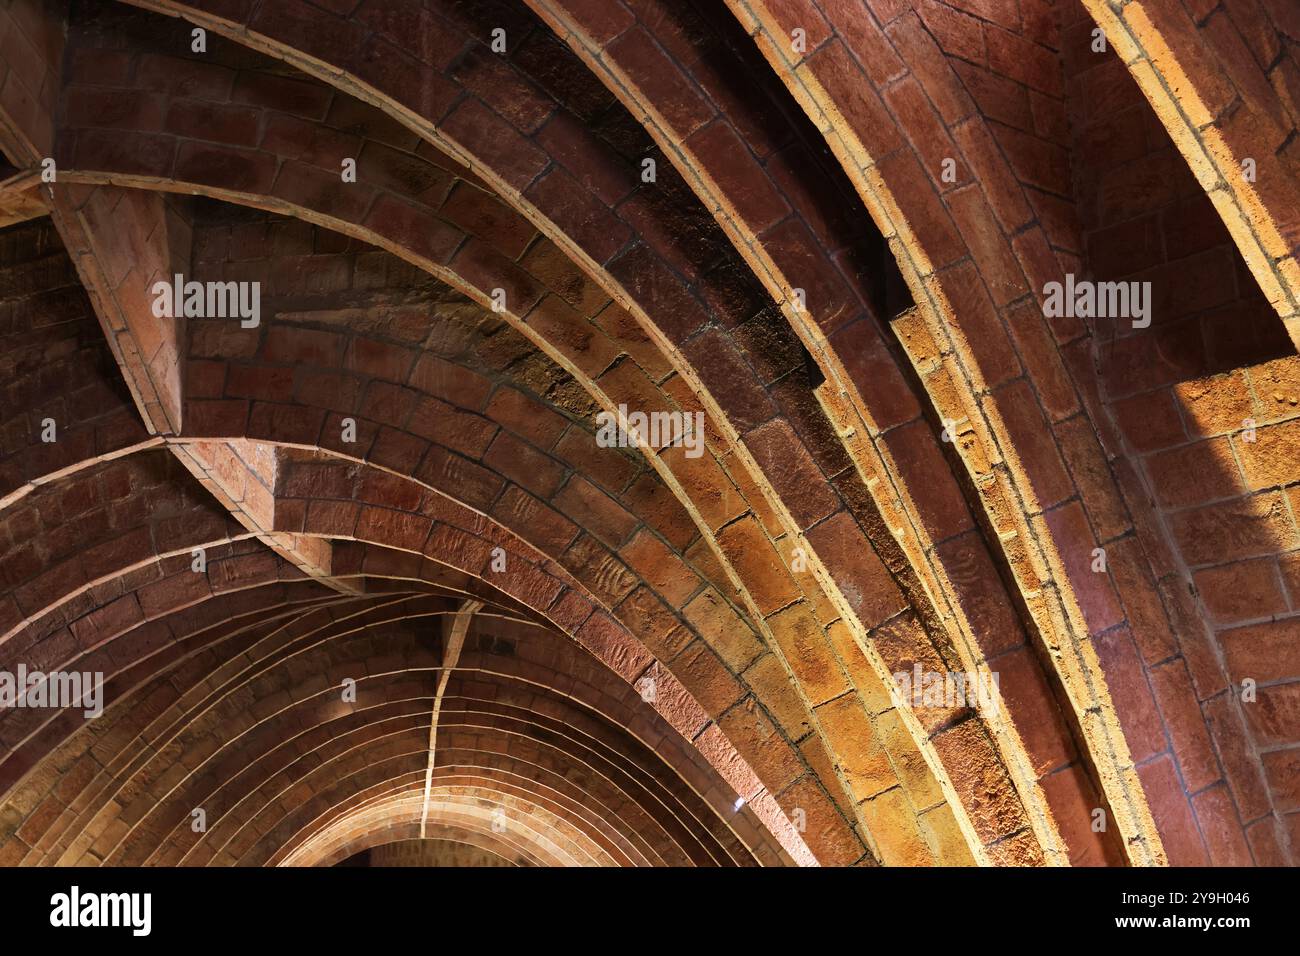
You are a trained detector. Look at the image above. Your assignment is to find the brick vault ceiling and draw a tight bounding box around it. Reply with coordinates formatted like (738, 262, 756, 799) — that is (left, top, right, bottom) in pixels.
(0, 0, 1297, 868)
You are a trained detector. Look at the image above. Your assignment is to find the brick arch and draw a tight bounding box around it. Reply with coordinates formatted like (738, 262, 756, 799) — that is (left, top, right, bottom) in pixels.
(2, 515, 800, 868)
(278, 787, 598, 868)
(134, 691, 723, 867)
(73, 0, 1076, 863)
(1081, 0, 1300, 341)
(214, 725, 704, 867)
(296, 813, 540, 867)
(103, 598, 762, 868)
(171, 426, 865, 859)
(0, 536, 799, 867)
(10, 0, 1024, 868)
(219, 756, 621, 868)
(48, 13, 1086, 868)
(0, 439, 811, 868)
(269, 772, 612, 869)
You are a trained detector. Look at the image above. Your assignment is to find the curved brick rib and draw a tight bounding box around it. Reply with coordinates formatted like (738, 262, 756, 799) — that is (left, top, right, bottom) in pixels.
(271, 456, 858, 863)
(280, 785, 604, 868)
(267, 769, 650, 868)
(133, 697, 720, 867)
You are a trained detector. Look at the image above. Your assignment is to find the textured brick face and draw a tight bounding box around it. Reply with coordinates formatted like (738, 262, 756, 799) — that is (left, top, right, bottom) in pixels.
(0, 0, 1296, 869)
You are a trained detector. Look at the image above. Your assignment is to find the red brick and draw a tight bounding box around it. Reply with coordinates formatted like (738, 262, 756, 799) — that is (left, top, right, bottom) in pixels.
(885, 13, 976, 123)
(1193, 557, 1287, 624)
(553, 476, 638, 548)
(363, 194, 464, 267)
(1262, 747, 1300, 811)
(175, 141, 277, 195)
(686, 120, 790, 233)
(1110, 389, 1187, 452)
(64, 87, 165, 132)
(1169, 492, 1298, 567)
(1150, 658, 1222, 792)
(990, 643, 1075, 775)
(985, 25, 1061, 97)
(231, 71, 332, 119)
(1219, 617, 1300, 684)
(744, 419, 838, 529)
(1137, 756, 1210, 865)
(164, 99, 260, 147)
(934, 530, 1026, 656)
(803, 40, 904, 159)
(804, 510, 907, 626)
(992, 378, 1073, 510)
(439, 182, 536, 259)
(875, 148, 966, 268)
(1093, 626, 1166, 762)
(1145, 438, 1244, 509)
(606, 26, 715, 135)
(953, 60, 1032, 131)
(1038, 763, 1127, 865)
(885, 75, 967, 193)
(882, 418, 974, 541)
(936, 260, 1021, 388)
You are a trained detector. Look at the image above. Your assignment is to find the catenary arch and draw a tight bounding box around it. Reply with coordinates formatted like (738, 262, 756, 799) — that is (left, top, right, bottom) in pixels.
(38, 26, 1076, 868)
(3, 0, 1287, 865)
